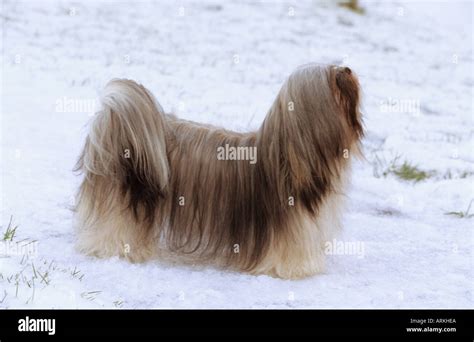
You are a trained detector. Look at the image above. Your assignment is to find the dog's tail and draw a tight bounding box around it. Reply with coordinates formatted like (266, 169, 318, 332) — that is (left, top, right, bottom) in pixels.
(75, 79, 169, 222)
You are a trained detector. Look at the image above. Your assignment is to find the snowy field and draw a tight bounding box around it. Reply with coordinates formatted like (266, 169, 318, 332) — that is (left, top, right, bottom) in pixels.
(1, 0, 473, 308)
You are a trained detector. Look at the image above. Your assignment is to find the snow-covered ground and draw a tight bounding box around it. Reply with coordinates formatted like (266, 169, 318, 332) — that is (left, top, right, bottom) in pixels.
(1, 0, 472, 308)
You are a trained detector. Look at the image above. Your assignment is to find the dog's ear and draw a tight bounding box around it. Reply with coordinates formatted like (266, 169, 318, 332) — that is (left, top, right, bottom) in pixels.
(333, 67, 363, 136)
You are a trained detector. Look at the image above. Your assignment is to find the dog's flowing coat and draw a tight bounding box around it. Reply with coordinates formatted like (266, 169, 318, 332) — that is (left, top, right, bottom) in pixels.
(74, 64, 363, 279)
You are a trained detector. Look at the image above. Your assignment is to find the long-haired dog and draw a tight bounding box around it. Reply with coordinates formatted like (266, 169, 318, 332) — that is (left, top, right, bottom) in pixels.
(74, 64, 363, 279)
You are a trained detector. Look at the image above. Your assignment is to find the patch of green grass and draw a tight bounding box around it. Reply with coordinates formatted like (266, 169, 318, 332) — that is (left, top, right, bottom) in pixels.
(372, 154, 432, 182)
(0, 216, 94, 306)
(445, 200, 474, 219)
(3, 216, 18, 241)
(391, 161, 431, 182)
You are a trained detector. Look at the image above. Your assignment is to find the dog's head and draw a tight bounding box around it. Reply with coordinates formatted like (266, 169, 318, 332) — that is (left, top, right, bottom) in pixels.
(265, 64, 364, 161)
(329, 65, 364, 141)
(284, 64, 364, 145)
(259, 64, 364, 210)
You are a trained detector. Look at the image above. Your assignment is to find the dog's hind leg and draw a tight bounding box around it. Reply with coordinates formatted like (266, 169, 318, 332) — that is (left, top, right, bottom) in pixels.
(74, 187, 158, 263)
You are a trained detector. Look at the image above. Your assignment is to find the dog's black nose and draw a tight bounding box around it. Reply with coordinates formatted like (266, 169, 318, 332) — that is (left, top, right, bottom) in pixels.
(343, 67, 351, 74)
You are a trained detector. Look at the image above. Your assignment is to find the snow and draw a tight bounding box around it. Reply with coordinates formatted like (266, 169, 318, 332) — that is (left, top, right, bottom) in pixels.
(1, 0, 472, 308)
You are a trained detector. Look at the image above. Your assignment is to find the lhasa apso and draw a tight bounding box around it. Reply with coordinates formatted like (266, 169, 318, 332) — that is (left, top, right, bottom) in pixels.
(74, 64, 363, 279)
